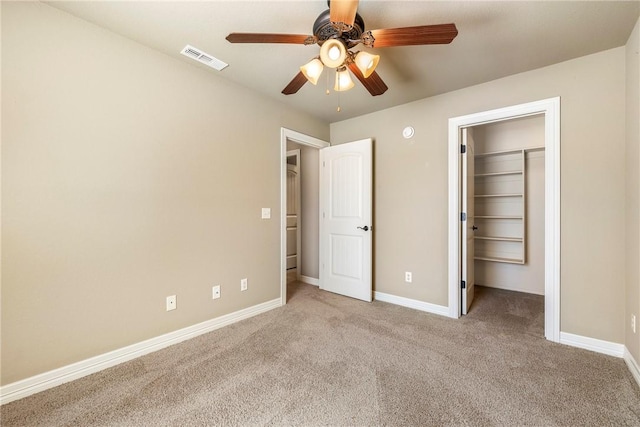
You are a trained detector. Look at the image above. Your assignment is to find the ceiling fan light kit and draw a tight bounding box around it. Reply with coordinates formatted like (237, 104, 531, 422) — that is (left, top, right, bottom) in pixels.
(319, 39, 347, 68)
(354, 51, 380, 78)
(334, 67, 355, 92)
(226, 0, 458, 109)
(300, 58, 324, 85)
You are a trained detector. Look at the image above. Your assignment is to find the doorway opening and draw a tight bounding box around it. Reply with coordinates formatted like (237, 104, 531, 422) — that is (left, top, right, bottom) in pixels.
(463, 118, 546, 311)
(448, 98, 561, 342)
(280, 128, 329, 305)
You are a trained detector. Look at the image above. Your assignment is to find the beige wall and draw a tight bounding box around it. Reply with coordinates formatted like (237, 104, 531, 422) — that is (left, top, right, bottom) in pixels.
(2, 1, 637, 389)
(1, 2, 328, 385)
(473, 116, 545, 296)
(625, 18, 640, 362)
(331, 47, 627, 344)
(286, 141, 320, 280)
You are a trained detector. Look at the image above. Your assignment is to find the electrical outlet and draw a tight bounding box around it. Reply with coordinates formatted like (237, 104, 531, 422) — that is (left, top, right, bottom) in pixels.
(632, 314, 637, 334)
(405, 272, 412, 283)
(241, 278, 248, 291)
(166, 295, 176, 311)
(212, 285, 221, 300)
(261, 208, 271, 219)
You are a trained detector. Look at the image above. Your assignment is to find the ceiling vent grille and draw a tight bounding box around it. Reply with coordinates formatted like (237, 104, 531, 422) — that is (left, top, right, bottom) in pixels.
(180, 45, 228, 71)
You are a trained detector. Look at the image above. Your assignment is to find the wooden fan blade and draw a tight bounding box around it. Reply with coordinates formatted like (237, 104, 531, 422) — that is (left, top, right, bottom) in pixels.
(347, 62, 388, 96)
(370, 23, 458, 47)
(282, 71, 308, 95)
(330, 0, 359, 26)
(226, 33, 311, 44)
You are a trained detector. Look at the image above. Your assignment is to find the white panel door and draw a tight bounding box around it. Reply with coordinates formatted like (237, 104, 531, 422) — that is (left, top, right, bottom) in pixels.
(462, 128, 476, 314)
(320, 139, 372, 302)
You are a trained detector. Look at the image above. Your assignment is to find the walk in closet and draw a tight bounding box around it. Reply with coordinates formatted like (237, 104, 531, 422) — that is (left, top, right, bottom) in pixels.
(472, 115, 546, 296)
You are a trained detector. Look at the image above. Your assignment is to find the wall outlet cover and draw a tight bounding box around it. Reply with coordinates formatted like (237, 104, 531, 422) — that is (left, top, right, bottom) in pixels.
(241, 278, 248, 291)
(212, 285, 221, 300)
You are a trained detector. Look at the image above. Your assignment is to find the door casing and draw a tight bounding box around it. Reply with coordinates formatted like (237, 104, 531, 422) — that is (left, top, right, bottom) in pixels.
(447, 97, 561, 342)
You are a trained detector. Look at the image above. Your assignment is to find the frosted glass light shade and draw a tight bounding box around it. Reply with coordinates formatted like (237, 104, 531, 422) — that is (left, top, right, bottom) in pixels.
(300, 58, 324, 85)
(354, 51, 380, 78)
(320, 39, 347, 68)
(334, 68, 355, 91)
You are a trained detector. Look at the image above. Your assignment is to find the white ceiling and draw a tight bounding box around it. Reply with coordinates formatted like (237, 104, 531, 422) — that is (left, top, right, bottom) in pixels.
(47, 1, 640, 123)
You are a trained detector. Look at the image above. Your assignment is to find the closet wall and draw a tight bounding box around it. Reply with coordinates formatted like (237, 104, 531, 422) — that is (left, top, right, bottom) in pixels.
(473, 115, 546, 295)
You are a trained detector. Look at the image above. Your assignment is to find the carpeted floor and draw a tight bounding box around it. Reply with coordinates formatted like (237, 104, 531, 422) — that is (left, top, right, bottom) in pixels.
(2, 283, 639, 426)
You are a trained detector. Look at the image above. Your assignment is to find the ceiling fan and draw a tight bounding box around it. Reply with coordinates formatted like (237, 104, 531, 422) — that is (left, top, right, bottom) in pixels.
(226, 0, 458, 98)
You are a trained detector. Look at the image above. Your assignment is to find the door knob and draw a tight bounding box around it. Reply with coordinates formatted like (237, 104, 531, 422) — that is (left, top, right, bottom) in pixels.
(472, 225, 478, 230)
(357, 225, 369, 231)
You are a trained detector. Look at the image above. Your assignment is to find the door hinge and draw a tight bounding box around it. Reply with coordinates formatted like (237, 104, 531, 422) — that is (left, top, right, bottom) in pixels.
(461, 212, 466, 221)
(461, 144, 466, 154)
(461, 280, 466, 289)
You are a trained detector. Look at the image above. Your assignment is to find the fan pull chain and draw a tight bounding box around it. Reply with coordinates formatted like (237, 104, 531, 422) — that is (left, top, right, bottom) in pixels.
(325, 71, 330, 95)
(336, 70, 341, 112)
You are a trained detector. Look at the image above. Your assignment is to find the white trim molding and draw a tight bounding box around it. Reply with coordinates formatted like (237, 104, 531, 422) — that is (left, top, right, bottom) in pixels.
(448, 97, 561, 340)
(299, 275, 319, 286)
(0, 298, 281, 405)
(559, 332, 624, 358)
(374, 292, 450, 317)
(558, 334, 640, 388)
(624, 347, 640, 388)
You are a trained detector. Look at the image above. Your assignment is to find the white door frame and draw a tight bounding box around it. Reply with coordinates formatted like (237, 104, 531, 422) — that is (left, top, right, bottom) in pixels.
(447, 97, 561, 342)
(280, 128, 330, 306)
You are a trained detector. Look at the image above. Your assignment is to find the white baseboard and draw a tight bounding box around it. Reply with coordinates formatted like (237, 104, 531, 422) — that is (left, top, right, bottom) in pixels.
(0, 298, 282, 405)
(559, 332, 625, 357)
(374, 291, 449, 317)
(624, 347, 640, 388)
(299, 275, 319, 286)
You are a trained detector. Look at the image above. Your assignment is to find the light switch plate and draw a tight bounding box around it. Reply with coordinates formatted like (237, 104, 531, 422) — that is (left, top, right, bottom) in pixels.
(261, 208, 271, 219)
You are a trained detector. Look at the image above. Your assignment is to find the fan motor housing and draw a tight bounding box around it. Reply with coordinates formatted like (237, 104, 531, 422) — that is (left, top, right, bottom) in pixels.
(313, 9, 365, 48)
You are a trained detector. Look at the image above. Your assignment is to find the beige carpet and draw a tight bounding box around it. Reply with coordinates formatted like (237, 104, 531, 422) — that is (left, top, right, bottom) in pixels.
(2, 283, 639, 426)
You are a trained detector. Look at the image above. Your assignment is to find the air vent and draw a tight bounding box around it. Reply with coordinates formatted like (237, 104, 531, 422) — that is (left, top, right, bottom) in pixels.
(180, 45, 228, 71)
